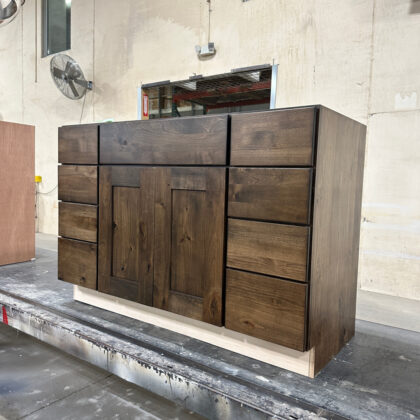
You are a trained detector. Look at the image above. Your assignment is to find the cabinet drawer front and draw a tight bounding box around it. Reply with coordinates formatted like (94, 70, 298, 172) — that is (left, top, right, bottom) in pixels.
(100, 115, 228, 165)
(58, 124, 98, 164)
(58, 165, 98, 204)
(225, 269, 307, 351)
(228, 168, 312, 224)
(231, 108, 315, 166)
(58, 238, 97, 289)
(227, 219, 309, 282)
(59, 202, 97, 243)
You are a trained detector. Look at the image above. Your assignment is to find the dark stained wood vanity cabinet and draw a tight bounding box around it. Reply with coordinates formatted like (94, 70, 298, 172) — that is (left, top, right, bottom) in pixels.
(58, 106, 366, 375)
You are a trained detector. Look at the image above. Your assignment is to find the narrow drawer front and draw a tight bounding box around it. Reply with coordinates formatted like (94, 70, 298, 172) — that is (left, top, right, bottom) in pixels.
(100, 115, 228, 165)
(225, 269, 307, 351)
(228, 168, 312, 224)
(58, 165, 97, 204)
(58, 124, 98, 164)
(227, 219, 309, 282)
(59, 202, 97, 243)
(231, 107, 315, 166)
(58, 238, 97, 289)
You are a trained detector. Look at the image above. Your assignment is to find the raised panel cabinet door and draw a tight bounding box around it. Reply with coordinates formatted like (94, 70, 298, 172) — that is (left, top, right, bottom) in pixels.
(153, 167, 226, 326)
(98, 166, 155, 305)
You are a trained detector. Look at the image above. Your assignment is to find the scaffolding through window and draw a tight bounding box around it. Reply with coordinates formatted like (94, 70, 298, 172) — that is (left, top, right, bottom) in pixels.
(141, 65, 273, 119)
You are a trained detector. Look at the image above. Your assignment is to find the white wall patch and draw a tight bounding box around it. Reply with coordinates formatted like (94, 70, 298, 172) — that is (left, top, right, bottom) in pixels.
(394, 92, 417, 110)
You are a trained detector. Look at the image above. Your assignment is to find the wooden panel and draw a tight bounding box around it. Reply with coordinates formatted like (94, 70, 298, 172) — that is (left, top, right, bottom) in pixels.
(58, 165, 97, 204)
(58, 237, 97, 289)
(112, 187, 140, 280)
(58, 124, 98, 164)
(228, 168, 312, 224)
(230, 107, 315, 166)
(98, 167, 155, 305)
(309, 106, 366, 375)
(59, 202, 97, 243)
(171, 190, 206, 297)
(154, 167, 225, 325)
(225, 269, 307, 351)
(100, 115, 227, 165)
(227, 219, 309, 282)
(0, 121, 35, 266)
(166, 292, 203, 322)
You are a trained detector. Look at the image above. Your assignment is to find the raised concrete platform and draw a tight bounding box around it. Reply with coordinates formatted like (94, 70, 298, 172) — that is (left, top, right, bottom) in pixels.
(0, 236, 419, 419)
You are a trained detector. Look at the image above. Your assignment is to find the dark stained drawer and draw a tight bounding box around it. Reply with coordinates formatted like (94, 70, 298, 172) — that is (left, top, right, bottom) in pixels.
(58, 238, 97, 289)
(59, 202, 97, 243)
(228, 168, 312, 224)
(225, 269, 307, 351)
(58, 165, 97, 204)
(230, 107, 315, 166)
(227, 219, 309, 282)
(58, 124, 98, 164)
(100, 115, 228, 165)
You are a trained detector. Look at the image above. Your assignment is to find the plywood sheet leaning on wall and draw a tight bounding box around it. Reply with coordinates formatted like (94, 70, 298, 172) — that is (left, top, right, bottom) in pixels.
(0, 121, 35, 265)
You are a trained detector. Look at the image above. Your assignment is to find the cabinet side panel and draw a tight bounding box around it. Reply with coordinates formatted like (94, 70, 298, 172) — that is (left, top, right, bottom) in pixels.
(309, 107, 366, 375)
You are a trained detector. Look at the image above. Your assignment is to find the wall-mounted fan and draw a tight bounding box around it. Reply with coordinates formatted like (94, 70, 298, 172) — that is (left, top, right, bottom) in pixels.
(50, 54, 93, 100)
(0, 0, 25, 27)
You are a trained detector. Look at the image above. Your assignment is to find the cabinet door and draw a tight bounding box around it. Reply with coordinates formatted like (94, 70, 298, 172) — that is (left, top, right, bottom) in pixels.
(154, 167, 225, 326)
(98, 166, 155, 305)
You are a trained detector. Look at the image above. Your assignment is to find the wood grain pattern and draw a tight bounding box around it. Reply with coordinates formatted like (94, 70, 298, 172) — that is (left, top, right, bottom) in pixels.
(59, 202, 97, 243)
(58, 237, 97, 289)
(153, 167, 225, 325)
(228, 168, 312, 224)
(230, 107, 315, 166)
(98, 167, 155, 305)
(227, 219, 309, 282)
(166, 291, 203, 322)
(58, 165, 98, 204)
(171, 190, 206, 297)
(225, 269, 307, 351)
(100, 115, 228, 165)
(112, 187, 140, 280)
(0, 121, 35, 266)
(309, 106, 366, 375)
(58, 124, 98, 164)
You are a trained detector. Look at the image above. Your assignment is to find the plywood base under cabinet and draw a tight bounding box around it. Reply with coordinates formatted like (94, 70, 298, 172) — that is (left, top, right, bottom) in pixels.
(74, 285, 316, 377)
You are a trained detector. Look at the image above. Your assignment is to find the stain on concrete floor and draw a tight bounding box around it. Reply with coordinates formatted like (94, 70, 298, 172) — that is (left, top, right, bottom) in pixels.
(0, 323, 204, 420)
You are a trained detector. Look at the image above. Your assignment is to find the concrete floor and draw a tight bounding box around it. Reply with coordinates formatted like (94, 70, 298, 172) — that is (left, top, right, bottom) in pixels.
(0, 323, 203, 420)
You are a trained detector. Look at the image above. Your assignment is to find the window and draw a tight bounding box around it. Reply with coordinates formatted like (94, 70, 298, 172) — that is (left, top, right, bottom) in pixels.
(42, 0, 71, 57)
(140, 65, 274, 120)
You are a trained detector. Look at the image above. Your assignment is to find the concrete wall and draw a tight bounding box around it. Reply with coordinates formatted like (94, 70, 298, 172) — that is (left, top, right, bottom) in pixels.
(0, 0, 419, 300)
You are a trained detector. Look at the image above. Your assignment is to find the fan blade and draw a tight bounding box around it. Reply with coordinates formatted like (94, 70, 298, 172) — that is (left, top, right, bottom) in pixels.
(68, 80, 79, 97)
(52, 67, 65, 79)
(64, 60, 73, 77)
(73, 78, 90, 89)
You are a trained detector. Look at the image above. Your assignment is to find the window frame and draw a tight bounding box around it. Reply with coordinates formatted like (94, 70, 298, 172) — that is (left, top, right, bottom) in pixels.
(41, 0, 71, 58)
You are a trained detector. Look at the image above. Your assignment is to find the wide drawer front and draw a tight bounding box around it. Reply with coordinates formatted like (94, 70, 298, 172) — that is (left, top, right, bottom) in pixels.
(59, 202, 97, 243)
(228, 168, 312, 224)
(225, 269, 307, 351)
(58, 165, 98, 204)
(230, 107, 315, 166)
(100, 115, 228, 165)
(227, 219, 309, 282)
(58, 124, 98, 164)
(58, 238, 97, 289)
